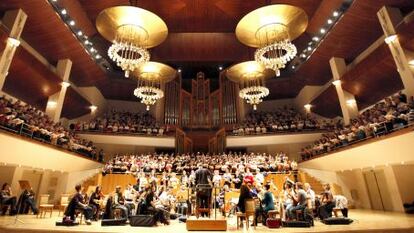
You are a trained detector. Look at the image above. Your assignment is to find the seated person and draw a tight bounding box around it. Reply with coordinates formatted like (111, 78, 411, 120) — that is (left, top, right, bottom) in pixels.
(1, 183, 17, 215)
(17, 186, 38, 215)
(123, 184, 137, 216)
(64, 184, 93, 225)
(142, 185, 170, 225)
(254, 183, 275, 226)
(334, 195, 349, 217)
(237, 179, 253, 213)
(287, 182, 307, 220)
(88, 186, 104, 220)
(318, 184, 335, 220)
(112, 186, 130, 219)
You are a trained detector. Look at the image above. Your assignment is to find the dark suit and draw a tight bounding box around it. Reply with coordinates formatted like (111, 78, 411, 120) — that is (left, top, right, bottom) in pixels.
(195, 168, 212, 214)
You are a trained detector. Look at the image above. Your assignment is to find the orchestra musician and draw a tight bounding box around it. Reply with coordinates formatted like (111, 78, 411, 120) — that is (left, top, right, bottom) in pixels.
(113, 186, 130, 219)
(64, 184, 93, 225)
(89, 185, 104, 220)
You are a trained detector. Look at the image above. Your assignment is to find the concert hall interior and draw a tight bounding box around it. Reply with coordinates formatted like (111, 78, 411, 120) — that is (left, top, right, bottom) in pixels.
(1, 0, 414, 233)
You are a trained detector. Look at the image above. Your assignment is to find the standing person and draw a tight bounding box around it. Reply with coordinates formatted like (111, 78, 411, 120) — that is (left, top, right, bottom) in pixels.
(64, 184, 93, 225)
(232, 170, 243, 189)
(318, 184, 335, 220)
(1, 183, 17, 215)
(195, 164, 212, 217)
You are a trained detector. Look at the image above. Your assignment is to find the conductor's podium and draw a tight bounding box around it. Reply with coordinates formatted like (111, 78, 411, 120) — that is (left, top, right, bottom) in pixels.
(186, 217, 227, 231)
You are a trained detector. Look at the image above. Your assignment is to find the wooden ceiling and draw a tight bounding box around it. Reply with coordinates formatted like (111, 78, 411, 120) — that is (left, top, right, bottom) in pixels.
(310, 85, 342, 118)
(1, 0, 414, 119)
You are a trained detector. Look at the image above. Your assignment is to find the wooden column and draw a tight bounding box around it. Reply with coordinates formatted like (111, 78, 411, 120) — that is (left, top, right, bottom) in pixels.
(378, 6, 414, 97)
(329, 57, 359, 125)
(0, 9, 27, 91)
(45, 59, 72, 122)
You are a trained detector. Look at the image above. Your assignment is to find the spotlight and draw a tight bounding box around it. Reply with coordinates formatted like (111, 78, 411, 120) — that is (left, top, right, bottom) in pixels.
(90, 47, 95, 52)
(77, 31, 83, 36)
(178, 68, 182, 73)
(84, 40, 90, 45)
(304, 104, 312, 110)
(327, 19, 333, 24)
(218, 66, 223, 71)
(384, 34, 397, 44)
(346, 99, 356, 105)
(7, 37, 20, 47)
(90, 105, 98, 112)
(95, 54, 101, 59)
(61, 9, 67, 15)
(320, 28, 326, 34)
(69, 20, 75, 26)
(312, 36, 319, 41)
(332, 80, 341, 86)
(333, 11, 339, 17)
(307, 46, 312, 51)
(301, 54, 306, 58)
(292, 65, 295, 69)
(47, 101, 57, 107)
(61, 81, 71, 88)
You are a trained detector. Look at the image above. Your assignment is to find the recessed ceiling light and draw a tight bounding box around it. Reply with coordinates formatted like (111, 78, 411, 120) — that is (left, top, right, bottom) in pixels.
(77, 31, 83, 36)
(327, 19, 333, 24)
(312, 36, 319, 41)
(178, 69, 182, 73)
(69, 20, 75, 26)
(320, 28, 326, 34)
(307, 46, 312, 51)
(301, 54, 306, 58)
(90, 48, 95, 52)
(333, 11, 339, 17)
(61, 9, 67, 15)
(95, 55, 101, 59)
(84, 40, 90, 45)
(292, 65, 295, 69)
(219, 66, 223, 71)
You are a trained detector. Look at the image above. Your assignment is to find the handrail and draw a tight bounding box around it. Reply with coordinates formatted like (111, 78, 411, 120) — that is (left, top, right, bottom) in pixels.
(0, 122, 102, 162)
(300, 121, 414, 162)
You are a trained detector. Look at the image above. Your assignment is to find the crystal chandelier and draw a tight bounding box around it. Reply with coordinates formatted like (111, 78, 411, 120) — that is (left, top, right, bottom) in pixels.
(227, 61, 273, 110)
(236, 4, 308, 76)
(254, 23, 297, 76)
(133, 62, 176, 111)
(96, 6, 168, 77)
(108, 24, 150, 78)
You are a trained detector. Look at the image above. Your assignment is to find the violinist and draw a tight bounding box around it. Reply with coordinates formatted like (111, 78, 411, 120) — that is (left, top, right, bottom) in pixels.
(89, 186, 104, 220)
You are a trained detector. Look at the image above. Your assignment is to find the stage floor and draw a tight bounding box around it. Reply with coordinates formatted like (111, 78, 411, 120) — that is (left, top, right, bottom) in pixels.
(0, 209, 413, 233)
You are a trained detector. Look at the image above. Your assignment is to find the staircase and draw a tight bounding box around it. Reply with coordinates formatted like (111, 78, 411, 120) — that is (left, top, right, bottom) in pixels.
(298, 170, 343, 195)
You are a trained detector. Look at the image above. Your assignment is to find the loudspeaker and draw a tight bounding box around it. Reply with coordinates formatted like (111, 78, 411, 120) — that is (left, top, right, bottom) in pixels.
(323, 217, 354, 225)
(282, 220, 311, 228)
(101, 218, 127, 226)
(129, 215, 155, 227)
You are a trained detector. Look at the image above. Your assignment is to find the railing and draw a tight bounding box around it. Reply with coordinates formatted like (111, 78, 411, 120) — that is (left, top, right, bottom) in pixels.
(0, 122, 102, 162)
(74, 127, 176, 137)
(300, 120, 414, 162)
(228, 128, 330, 137)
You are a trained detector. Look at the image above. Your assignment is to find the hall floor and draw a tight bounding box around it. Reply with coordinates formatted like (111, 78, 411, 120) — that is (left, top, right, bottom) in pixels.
(0, 209, 413, 233)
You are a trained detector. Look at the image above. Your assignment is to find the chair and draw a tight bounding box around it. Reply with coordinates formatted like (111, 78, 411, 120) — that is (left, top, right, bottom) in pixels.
(236, 199, 256, 229)
(37, 194, 54, 218)
(58, 194, 70, 216)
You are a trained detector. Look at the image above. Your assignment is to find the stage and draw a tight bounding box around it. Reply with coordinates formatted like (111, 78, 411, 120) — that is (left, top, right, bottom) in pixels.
(0, 210, 413, 233)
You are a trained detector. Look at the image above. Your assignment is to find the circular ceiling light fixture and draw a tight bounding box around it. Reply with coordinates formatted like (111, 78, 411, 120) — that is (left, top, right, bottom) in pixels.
(236, 5, 308, 76)
(96, 6, 168, 78)
(133, 62, 176, 110)
(226, 61, 274, 110)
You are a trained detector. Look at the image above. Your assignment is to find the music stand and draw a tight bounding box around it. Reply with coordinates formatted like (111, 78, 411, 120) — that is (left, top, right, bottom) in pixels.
(14, 180, 30, 224)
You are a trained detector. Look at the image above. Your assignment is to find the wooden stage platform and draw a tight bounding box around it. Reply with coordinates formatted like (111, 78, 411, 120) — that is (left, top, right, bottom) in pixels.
(0, 209, 413, 233)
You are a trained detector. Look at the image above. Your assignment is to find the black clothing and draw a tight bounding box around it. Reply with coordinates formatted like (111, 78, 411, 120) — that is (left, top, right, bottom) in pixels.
(237, 185, 253, 213)
(65, 193, 93, 221)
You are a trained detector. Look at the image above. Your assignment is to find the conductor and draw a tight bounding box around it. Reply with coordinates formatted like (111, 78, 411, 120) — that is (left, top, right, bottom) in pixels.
(195, 163, 212, 217)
